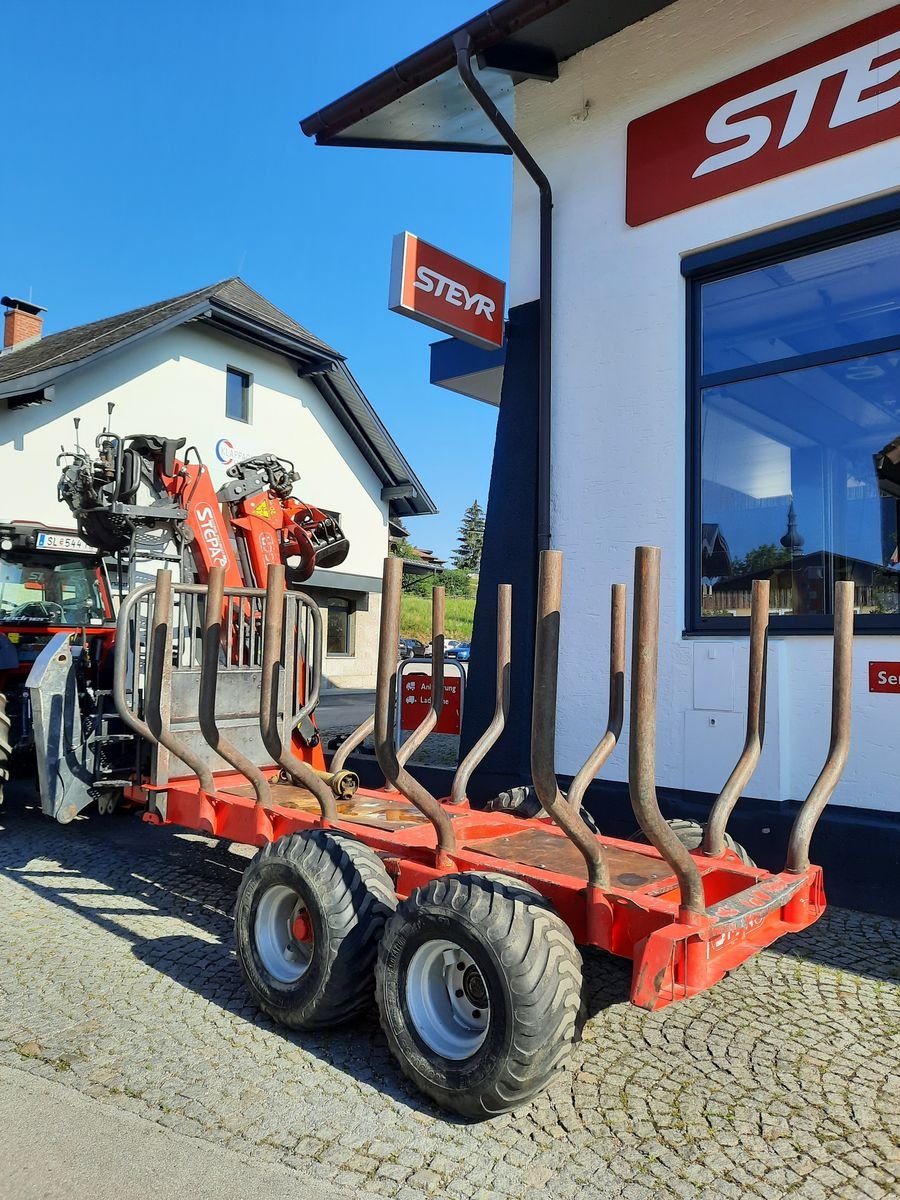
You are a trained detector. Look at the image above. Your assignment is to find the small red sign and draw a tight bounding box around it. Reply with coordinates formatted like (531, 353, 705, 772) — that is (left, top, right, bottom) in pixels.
(626, 6, 900, 226)
(399, 671, 463, 734)
(389, 232, 505, 350)
(869, 661, 900, 693)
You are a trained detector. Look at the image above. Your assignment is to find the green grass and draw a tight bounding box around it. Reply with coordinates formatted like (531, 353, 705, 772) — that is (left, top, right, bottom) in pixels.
(400, 593, 475, 642)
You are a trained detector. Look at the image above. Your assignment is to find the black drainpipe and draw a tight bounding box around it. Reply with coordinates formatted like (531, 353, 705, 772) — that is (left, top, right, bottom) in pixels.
(454, 33, 553, 553)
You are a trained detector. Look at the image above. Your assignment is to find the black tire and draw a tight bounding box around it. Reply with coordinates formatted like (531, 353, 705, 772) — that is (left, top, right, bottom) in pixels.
(376, 872, 583, 1118)
(235, 829, 396, 1030)
(0, 693, 9, 807)
(484, 784, 600, 834)
(631, 817, 756, 867)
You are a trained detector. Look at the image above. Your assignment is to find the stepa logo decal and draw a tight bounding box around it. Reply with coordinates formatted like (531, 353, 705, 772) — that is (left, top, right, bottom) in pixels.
(215, 438, 235, 465)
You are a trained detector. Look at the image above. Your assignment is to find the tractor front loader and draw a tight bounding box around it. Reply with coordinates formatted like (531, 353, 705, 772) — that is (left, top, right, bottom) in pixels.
(87, 540, 853, 1117)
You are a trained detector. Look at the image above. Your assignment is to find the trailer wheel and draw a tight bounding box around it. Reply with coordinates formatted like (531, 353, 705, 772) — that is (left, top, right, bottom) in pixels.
(631, 817, 756, 867)
(235, 829, 396, 1030)
(376, 872, 583, 1118)
(485, 785, 600, 833)
(0, 693, 9, 807)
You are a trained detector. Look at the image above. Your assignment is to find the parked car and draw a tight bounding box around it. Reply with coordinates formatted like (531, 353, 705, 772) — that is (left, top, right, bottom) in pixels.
(425, 638, 461, 658)
(398, 637, 427, 660)
(454, 641, 471, 662)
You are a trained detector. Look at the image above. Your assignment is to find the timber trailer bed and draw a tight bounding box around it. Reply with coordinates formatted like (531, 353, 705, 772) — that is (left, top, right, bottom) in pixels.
(91, 546, 852, 1117)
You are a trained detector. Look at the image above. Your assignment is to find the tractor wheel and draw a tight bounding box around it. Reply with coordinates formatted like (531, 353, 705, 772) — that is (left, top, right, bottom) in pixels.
(375, 872, 583, 1118)
(235, 829, 396, 1030)
(631, 817, 756, 867)
(0, 693, 9, 807)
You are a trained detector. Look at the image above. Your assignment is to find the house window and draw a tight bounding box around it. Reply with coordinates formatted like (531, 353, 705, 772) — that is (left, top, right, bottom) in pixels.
(689, 218, 900, 631)
(326, 597, 354, 655)
(226, 367, 252, 423)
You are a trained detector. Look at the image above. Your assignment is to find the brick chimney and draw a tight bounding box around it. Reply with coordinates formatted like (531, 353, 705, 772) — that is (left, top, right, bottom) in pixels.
(2, 296, 46, 349)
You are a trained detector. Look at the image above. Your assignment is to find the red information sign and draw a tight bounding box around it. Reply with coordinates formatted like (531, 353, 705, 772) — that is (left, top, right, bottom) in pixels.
(389, 232, 506, 350)
(626, 6, 900, 226)
(869, 661, 900, 693)
(399, 670, 463, 735)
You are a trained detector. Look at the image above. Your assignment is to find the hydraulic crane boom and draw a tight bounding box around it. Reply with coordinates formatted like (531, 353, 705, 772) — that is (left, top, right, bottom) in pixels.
(57, 424, 349, 589)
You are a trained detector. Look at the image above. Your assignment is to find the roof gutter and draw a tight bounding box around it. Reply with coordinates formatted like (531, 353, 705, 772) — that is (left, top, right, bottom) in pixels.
(454, 33, 552, 553)
(300, 0, 572, 144)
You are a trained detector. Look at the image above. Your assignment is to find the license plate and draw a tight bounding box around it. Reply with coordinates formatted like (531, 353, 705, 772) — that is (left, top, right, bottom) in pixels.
(35, 532, 93, 554)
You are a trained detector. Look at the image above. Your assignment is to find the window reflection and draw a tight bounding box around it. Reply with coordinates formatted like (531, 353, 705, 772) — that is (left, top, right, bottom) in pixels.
(700, 351, 900, 619)
(702, 228, 900, 375)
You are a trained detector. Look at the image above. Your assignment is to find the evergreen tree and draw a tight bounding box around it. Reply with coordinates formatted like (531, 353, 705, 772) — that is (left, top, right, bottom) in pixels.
(452, 500, 485, 572)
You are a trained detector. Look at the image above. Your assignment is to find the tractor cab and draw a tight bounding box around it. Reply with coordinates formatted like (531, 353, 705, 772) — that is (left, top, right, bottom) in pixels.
(0, 521, 115, 752)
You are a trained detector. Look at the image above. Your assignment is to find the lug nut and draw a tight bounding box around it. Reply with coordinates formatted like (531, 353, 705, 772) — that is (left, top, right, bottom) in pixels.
(455, 989, 463, 998)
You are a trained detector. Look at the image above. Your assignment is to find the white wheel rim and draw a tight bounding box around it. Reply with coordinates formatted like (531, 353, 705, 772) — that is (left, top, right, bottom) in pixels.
(405, 939, 490, 1060)
(254, 884, 312, 984)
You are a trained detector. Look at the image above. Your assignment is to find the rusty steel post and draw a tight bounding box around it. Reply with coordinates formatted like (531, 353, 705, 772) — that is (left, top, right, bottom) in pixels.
(374, 557, 457, 863)
(199, 566, 271, 806)
(396, 586, 446, 771)
(113, 583, 156, 746)
(703, 578, 769, 856)
(449, 584, 512, 805)
(145, 569, 217, 795)
(785, 581, 855, 873)
(530, 551, 606, 887)
(566, 582, 626, 818)
(259, 564, 337, 822)
(628, 547, 706, 916)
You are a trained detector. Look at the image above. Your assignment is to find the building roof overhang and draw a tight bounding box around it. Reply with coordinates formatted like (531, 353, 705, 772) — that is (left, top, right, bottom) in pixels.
(300, 0, 678, 151)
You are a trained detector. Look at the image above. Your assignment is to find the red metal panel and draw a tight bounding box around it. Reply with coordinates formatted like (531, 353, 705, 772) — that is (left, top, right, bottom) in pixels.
(869, 661, 900, 692)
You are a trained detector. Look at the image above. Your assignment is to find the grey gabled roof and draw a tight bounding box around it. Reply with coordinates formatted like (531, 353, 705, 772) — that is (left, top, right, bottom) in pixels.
(0, 277, 337, 386)
(0, 278, 436, 517)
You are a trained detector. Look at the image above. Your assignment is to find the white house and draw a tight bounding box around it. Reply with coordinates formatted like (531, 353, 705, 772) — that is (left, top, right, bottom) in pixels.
(301, 0, 900, 910)
(0, 279, 435, 688)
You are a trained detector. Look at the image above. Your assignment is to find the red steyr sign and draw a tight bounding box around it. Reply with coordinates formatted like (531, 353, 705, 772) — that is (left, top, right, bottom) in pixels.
(626, 6, 900, 227)
(389, 232, 506, 350)
(399, 671, 463, 735)
(869, 661, 900, 693)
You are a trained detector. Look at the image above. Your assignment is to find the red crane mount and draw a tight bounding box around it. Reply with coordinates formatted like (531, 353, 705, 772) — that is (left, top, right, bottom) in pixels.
(114, 546, 854, 1118)
(22, 421, 349, 823)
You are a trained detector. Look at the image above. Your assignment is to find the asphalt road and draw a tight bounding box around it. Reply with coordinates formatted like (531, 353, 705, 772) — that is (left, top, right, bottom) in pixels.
(317, 688, 376, 741)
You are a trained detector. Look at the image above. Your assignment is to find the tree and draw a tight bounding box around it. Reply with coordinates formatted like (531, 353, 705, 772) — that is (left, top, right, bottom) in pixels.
(730, 543, 792, 575)
(452, 500, 485, 572)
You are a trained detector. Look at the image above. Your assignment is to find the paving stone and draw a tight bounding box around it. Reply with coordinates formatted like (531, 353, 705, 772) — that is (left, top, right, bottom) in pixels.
(1, 804, 898, 1200)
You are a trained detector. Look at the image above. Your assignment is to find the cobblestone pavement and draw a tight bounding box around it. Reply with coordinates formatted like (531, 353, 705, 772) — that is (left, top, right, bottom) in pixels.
(1, 798, 898, 1200)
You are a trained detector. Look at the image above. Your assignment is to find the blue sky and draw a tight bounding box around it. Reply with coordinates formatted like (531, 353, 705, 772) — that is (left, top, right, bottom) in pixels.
(1, 2, 510, 561)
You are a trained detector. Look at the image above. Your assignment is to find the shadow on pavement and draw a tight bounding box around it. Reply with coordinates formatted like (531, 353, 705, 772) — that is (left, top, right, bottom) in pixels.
(4, 791, 898, 1131)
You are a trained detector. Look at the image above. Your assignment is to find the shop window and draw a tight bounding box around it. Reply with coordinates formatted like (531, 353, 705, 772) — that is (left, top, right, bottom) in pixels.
(326, 597, 354, 655)
(689, 219, 900, 631)
(226, 367, 252, 423)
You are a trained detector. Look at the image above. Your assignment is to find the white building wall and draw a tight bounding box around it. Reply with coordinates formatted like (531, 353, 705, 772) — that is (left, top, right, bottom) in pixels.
(509, 0, 900, 812)
(0, 324, 389, 686)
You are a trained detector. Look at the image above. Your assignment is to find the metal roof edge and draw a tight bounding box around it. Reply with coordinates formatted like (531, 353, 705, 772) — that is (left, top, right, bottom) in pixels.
(320, 362, 438, 519)
(299, 0, 572, 144)
(0, 300, 214, 399)
(203, 303, 346, 363)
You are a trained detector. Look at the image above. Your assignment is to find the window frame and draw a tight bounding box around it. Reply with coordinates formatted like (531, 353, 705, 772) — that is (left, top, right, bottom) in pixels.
(684, 193, 900, 636)
(325, 595, 355, 657)
(225, 366, 253, 424)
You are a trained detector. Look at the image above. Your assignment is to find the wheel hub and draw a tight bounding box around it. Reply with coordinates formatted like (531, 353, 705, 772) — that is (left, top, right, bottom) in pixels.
(405, 939, 490, 1060)
(254, 884, 313, 984)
